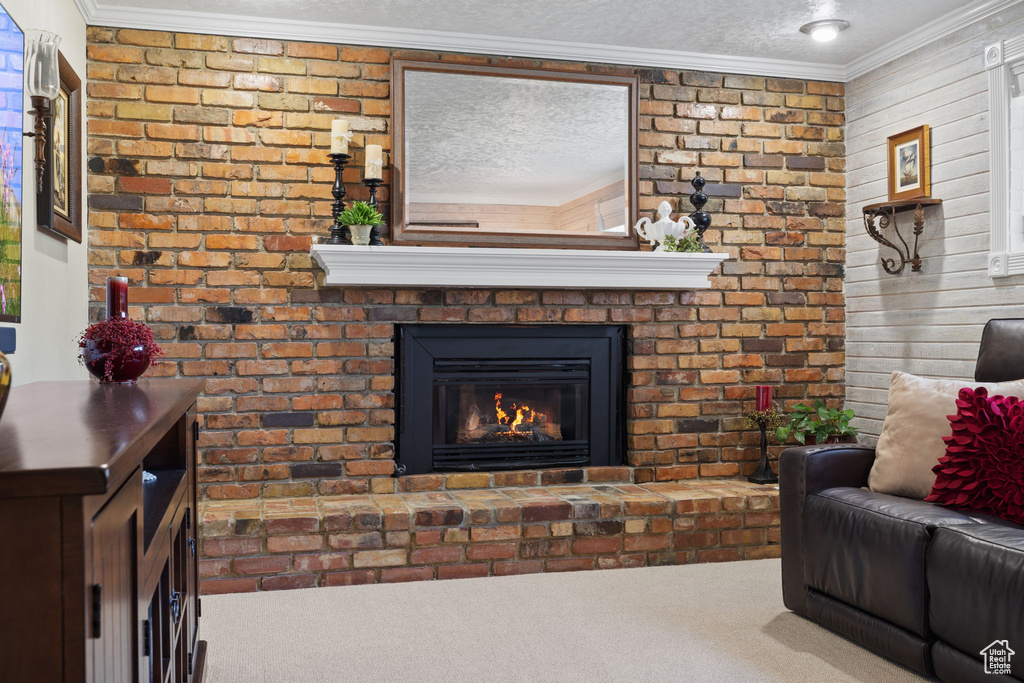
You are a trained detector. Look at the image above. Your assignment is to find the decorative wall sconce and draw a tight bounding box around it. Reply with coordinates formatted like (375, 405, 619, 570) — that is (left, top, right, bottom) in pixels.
(862, 198, 942, 274)
(23, 30, 61, 188)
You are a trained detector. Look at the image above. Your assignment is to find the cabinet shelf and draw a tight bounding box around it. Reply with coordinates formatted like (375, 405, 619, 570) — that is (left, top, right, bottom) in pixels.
(143, 469, 186, 551)
(0, 379, 205, 683)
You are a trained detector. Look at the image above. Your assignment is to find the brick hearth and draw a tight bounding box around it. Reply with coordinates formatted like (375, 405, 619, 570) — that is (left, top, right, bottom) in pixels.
(199, 480, 780, 593)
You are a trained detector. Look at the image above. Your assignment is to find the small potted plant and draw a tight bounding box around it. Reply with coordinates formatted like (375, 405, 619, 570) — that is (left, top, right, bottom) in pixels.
(774, 399, 858, 445)
(661, 232, 704, 253)
(337, 201, 384, 246)
(78, 277, 164, 383)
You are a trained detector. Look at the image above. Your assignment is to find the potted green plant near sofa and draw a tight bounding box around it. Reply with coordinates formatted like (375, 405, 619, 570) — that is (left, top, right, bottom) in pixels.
(774, 399, 858, 445)
(337, 201, 384, 246)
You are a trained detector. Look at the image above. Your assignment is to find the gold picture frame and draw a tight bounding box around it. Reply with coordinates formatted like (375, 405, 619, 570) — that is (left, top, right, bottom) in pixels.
(887, 124, 930, 202)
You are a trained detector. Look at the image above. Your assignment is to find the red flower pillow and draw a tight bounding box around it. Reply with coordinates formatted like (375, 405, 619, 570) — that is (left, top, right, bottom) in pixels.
(924, 387, 1024, 524)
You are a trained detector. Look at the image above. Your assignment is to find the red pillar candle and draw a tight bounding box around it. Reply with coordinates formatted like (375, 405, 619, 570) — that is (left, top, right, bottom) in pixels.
(755, 385, 773, 412)
(106, 276, 129, 320)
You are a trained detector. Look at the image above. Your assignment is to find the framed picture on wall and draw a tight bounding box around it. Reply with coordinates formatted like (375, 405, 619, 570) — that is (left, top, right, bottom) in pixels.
(887, 125, 931, 202)
(38, 51, 81, 243)
(0, 2, 23, 323)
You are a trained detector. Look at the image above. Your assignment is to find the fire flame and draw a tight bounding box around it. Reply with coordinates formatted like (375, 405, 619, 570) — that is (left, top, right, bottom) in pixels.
(494, 392, 508, 424)
(493, 392, 538, 434)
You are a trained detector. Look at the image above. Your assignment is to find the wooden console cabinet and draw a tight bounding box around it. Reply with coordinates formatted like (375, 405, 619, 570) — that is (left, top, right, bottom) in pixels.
(0, 379, 207, 682)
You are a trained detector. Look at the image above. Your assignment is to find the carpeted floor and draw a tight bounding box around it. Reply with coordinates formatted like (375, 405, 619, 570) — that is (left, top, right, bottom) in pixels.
(201, 558, 926, 682)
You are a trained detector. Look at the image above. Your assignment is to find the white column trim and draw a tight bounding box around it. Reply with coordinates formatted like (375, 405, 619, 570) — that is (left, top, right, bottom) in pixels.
(987, 37, 1024, 277)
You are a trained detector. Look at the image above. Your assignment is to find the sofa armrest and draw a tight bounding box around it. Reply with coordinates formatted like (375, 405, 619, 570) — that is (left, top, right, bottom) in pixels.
(780, 443, 877, 494)
(779, 444, 877, 616)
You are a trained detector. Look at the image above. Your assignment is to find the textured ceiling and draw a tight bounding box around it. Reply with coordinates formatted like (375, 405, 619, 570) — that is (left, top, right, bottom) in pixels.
(404, 72, 628, 205)
(96, 0, 971, 66)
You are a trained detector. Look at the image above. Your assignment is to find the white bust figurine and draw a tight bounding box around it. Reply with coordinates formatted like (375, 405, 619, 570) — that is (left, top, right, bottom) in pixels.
(634, 201, 696, 251)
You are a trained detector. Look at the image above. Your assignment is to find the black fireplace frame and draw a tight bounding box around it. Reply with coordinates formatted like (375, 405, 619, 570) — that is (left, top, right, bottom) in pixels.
(395, 324, 626, 476)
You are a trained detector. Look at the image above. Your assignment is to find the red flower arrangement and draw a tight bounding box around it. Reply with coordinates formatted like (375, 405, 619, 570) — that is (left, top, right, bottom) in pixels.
(925, 387, 1024, 524)
(78, 276, 164, 383)
(78, 317, 164, 383)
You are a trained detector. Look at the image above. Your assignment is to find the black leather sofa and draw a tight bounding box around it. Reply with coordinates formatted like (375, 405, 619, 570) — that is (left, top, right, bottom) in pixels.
(780, 319, 1024, 682)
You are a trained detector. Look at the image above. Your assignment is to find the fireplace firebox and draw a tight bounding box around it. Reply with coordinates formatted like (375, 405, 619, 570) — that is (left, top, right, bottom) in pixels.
(396, 325, 625, 475)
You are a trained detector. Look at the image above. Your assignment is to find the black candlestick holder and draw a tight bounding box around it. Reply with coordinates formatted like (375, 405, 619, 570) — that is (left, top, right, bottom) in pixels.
(327, 152, 352, 245)
(748, 416, 779, 485)
(688, 171, 713, 253)
(362, 177, 386, 246)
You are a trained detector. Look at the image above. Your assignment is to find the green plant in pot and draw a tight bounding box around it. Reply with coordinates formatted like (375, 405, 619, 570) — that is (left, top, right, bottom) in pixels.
(337, 201, 384, 246)
(661, 233, 704, 253)
(774, 399, 858, 445)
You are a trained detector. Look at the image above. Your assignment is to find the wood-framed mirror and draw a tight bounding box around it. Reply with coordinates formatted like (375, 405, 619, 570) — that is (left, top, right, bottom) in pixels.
(391, 59, 639, 249)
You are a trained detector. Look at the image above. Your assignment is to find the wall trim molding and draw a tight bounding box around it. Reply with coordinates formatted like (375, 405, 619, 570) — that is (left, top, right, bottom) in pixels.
(844, 0, 1022, 80)
(75, 0, 1022, 83)
(74, 0, 845, 80)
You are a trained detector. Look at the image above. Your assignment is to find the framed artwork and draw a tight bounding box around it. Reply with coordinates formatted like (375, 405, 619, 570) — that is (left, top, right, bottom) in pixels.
(887, 124, 931, 202)
(38, 51, 80, 242)
(0, 3, 23, 323)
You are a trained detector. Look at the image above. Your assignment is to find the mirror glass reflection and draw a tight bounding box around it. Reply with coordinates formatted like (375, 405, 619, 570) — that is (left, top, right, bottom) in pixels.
(403, 69, 632, 238)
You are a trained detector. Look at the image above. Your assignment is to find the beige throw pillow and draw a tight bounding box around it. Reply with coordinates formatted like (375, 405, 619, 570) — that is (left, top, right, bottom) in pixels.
(868, 371, 1024, 499)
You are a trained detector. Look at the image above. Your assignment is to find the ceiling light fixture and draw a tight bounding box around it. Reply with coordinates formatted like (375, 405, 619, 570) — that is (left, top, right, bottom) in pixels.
(799, 19, 850, 42)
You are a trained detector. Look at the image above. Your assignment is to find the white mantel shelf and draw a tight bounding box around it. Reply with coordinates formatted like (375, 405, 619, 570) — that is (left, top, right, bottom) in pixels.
(311, 244, 729, 290)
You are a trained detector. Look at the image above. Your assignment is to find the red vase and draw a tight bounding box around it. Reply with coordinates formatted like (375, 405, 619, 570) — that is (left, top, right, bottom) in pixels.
(82, 338, 151, 383)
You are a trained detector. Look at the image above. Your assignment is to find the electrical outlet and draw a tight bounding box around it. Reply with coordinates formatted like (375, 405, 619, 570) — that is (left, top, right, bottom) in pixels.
(0, 327, 14, 354)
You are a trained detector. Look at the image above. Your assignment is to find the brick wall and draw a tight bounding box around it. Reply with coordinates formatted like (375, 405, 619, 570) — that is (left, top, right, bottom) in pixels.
(85, 27, 847, 500)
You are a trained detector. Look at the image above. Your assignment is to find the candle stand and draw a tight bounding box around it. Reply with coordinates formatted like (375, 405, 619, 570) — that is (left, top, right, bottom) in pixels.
(748, 416, 778, 485)
(327, 152, 352, 245)
(688, 171, 713, 253)
(362, 177, 386, 246)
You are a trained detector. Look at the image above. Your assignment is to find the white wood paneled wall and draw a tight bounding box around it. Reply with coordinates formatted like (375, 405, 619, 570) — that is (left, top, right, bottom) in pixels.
(846, 3, 1024, 439)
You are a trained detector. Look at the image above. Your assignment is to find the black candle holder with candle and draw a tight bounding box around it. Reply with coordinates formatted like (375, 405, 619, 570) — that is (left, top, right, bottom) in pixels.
(362, 177, 386, 246)
(327, 152, 352, 245)
(744, 392, 782, 485)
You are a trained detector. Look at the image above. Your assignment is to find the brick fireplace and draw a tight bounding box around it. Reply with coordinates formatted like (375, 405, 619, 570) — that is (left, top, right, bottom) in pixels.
(84, 26, 845, 590)
(86, 27, 846, 501)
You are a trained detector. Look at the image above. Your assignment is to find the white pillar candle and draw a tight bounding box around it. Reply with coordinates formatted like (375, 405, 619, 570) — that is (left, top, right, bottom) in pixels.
(365, 144, 384, 179)
(330, 119, 350, 154)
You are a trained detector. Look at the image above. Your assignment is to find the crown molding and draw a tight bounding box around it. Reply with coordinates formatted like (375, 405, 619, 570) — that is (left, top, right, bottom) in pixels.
(75, 0, 1024, 84)
(550, 172, 626, 207)
(74, 0, 846, 81)
(407, 192, 558, 206)
(407, 172, 625, 207)
(843, 0, 1023, 81)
